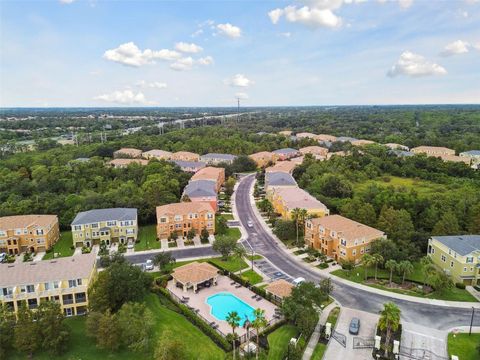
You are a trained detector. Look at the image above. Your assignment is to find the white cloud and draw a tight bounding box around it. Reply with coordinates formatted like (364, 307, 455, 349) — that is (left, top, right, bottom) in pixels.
(197, 56, 214, 65)
(235, 92, 249, 100)
(280, 32, 292, 38)
(398, 0, 413, 8)
(136, 80, 167, 89)
(59, 0, 75, 3)
(94, 90, 155, 105)
(268, 9, 284, 24)
(170, 57, 194, 71)
(216, 23, 242, 38)
(441, 40, 471, 56)
(103, 42, 181, 67)
(225, 74, 254, 88)
(269, 2, 342, 29)
(175, 42, 203, 53)
(387, 51, 447, 78)
(191, 29, 204, 38)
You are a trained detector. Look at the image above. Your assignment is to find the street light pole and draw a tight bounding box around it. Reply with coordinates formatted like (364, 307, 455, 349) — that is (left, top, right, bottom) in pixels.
(469, 306, 475, 335)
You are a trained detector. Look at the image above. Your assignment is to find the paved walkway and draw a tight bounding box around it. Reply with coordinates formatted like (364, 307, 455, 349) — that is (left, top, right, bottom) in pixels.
(466, 286, 480, 301)
(302, 301, 339, 360)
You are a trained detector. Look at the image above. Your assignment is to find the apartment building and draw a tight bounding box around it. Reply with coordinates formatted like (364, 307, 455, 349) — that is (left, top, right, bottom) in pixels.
(295, 132, 318, 140)
(305, 215, 386, 264)
(172, 160, 206, 173)
(71, 208, 138, 247)
(265, 172, 297, 193)
(156, 202, 215, 240)
(249, 151, 277, 168)
(108, 158, 149, 168)
(200, 153, 237, 165)
(460, 150, 480, 163)
(0, 253, 96, 316)
(190, 166, 225, 192)
(182, 180, 218, 211)
(171, 151, 200, 162)
(268, 187, 329, 220)
(265, 161, 297, 174)
(278, 130, 293, 136)
(142, 149, 172, 160)
(272, 148, 300, 161)
(410, 146, 455, 157)
(299, 146, 329, 159)
(315, 134, 337, 143)
(0, 215, 60, 255)
(384, 143, 409, 151)
(351, 139, 376, 147)
(427, 235, 480, 286)
(113, 147, 143, 159)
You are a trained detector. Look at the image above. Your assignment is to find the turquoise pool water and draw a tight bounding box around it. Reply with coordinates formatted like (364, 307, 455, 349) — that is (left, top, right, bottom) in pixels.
(206, 292, 256, 322)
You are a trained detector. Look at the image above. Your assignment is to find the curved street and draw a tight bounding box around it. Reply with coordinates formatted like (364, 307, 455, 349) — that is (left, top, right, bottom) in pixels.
(234, 173, 480, 330)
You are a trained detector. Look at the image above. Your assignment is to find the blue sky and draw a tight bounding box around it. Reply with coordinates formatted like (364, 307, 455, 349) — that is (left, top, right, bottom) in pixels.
(1, 0, 479, 107)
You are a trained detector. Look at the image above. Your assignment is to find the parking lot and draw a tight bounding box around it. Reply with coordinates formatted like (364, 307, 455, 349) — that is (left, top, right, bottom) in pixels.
(324, 307, 379, 360)
(253, 258, 293, 282)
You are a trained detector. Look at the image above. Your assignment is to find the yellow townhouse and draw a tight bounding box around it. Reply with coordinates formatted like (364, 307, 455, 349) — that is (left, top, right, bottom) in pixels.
(268, 186, 329, 220)
(0, 253, 97, 316)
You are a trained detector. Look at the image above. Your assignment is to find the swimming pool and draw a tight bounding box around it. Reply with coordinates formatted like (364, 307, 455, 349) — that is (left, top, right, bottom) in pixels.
(206, 292, 256, 322)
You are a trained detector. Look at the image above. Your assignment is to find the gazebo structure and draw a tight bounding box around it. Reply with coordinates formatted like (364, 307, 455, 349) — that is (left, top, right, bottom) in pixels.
(172, 261, 219, 292)
(265, 279, 294, 302)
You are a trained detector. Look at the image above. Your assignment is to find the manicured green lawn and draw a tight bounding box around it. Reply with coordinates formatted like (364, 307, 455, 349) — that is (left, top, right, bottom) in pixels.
(246, 254, 264, 261)
(267, 324, 298, 360)
(311, 342, 327, 360)
(134, 224, 161, 251)
(240, 269, 263, 285)
(210, 256, 249, 273)
(215, 227, 241, 243)
(331, 264, 478, 302)
(43, 231, 74, 260)
(10, 293, 225, 360)
(326, 307, 340, 328)
(447, 333, 480, 360)
(221, 213, 234, 220)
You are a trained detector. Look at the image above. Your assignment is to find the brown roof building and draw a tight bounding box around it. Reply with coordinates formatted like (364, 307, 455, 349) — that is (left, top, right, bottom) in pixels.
(142, 149, 172, 160)
(411, 146, 455, 156)
(171, 151, 200, 162)
(0, 215, 60, 255)
(113, 148, 143, 159)
(265, 161, 297, 174)
(299, 146, 329, 158)
(249, 151, 277, 168)
(190, 167, 226, 192)
(305, 215, 386, 264)
(265, 279, 294, 301)
(351, 139, 376, 147)
(171, 261, 219, 292)
(108, 158, 149, 168)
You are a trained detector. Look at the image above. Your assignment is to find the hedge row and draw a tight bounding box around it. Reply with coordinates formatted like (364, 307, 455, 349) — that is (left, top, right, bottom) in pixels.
(153, 287, 232, 352)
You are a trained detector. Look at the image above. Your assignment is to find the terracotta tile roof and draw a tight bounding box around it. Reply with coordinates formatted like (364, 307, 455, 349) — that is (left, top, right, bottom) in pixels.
(191, 167, 225, 182)
(265, 161, 297, 174)
(0, 215, 58, 230)
(290, 156, 304, 164)
(249, 151, 275, 159)
(109, 159, 149, 167)
(172, 261, 218, 284)
(274, 187, 328, 211)
(439, 155, 470, 164)
(265, 279, 293, 299)
(171, 151, 200, 160)
(156, 202, 214, 218)
(114, 148, 143, 157)
(411, 146, 455, 155)
(299, 146, 329, 157)
(295, 132, 317, 139)
(315, 134, 337, 142)
(309, 214, 385, 244)
(0, 253, 96, 287)
(351, 139, 375, 146)
(142, 149, 172, 159)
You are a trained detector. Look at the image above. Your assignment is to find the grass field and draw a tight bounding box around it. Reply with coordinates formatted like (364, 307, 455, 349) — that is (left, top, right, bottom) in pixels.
(134, 224, 161, 251)
(310, 343, 327, 360)
(331, 265, 477, 302)
(267, 324, 298, 360)
(246, 254, 264, 261)
(354, 176, 448, 196)
(43, 231, 74, 260)
(447, 333, 480, 360)
(240, 269, 263, 285)
(10, 293, 225, 360)
(327, 307, 340, 328)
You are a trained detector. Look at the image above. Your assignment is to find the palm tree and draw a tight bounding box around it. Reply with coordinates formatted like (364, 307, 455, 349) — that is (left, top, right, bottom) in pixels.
(399, 260, 414, 285)
(291, 208, 301, 246)
(234, 246, 247, 275)
(420, 256, 433, 286)
(252, 308, 267, 360)
(372, 254, 384, 281)
(362, 254, 374, 281)
(385, 259, 397, 287)
(226, 311, 241, 360)
(378, 302, 401, 357)
(298, 208, 308, 245)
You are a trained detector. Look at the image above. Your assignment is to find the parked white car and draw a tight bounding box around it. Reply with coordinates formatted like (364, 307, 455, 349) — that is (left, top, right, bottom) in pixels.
(293, 277, 305, 286)
(145, 259, 154, 271)
(247, 219, 254, 228)
(0, 253, 6, 263)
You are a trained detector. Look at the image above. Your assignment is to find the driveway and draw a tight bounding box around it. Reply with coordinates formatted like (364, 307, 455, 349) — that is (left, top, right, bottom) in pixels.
(400, 322, 448, 360)
(324, 307, 379, 360)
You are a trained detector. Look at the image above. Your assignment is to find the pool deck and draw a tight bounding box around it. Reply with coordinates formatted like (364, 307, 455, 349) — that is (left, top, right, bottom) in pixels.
(167, 275, 277, 337)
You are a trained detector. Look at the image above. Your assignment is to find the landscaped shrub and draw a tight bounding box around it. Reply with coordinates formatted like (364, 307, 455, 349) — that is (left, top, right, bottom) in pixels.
(455, 282, 466, 289)
(318, 263, 329, 269)
(340, 259, 354, 270)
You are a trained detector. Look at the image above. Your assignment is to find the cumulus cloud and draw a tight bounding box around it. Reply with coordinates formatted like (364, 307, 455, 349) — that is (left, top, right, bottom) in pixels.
(175, 42, 203, 53)
(235, 92, 249, 100)
(170, 57, 195, 71)
(103, 42, 181, 67)
(216, 23, 242, 38)
(136, 80, 167, 89)
(197, 56, 214, 65)
(441, 40, 471, 56)
(268, 9, 284, 24)
(268, 2, 342, 29)
(59, 0, 75, 3)
(94, 90, 155, 105)
(225, 74, 254, 88)
(387, 51, 447, 78)
(398, 0, 413, 8)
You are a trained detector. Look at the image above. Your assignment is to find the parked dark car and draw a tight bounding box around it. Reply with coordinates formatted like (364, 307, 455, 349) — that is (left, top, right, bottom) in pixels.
(349, 318, 360, 335)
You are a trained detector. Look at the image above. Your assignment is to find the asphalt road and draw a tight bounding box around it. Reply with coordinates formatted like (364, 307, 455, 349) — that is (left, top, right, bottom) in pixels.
(125, 246, 217, 265)
(235, 173, 480, 330)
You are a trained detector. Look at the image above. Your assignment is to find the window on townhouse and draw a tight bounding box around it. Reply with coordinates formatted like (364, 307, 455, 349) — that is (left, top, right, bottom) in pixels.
(160, 217, 167, 223)
(106, 221, 116, 226)
(36, 229, 44, 235)
(352, 250, 356, 256)
(68, 280, 77, 288)
(207, 213, 213, 219)
(360, 248, 364, 254)
(340, 239, 347, 246)
(174, 215, 182, 222)
(15, 229, 22, 235)
(450, 261, 454, 268)
(464, 267, 467, 272)
(0, 230, 5, 236)
(466, 257, 474, 263)
(74, 225, 81, 231)
(77, 279, 82, 286)
(91, 223, 98, 228)
(441, 255, 446, 262)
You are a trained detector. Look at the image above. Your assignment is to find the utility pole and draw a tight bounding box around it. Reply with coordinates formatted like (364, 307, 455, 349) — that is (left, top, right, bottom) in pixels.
(469, 307, 475, 335)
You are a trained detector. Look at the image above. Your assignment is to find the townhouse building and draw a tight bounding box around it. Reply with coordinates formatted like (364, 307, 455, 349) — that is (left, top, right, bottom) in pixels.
(299, 146, 329, 159)
(200, 153, 237, 165)
(427, 235, 480, 286)
(108, 158, 149, 168)
(265, 172, 297, 193)
(315, 134, 337, 143)
(249, 151, 277, 168)
(460, 150, 480, 163)
(410, 146, 455, 157)
(351, 139, 376, 147)
(156, 202, 215, 240)
(305, 215, 385, 264)
(295, 132, 318, 140)
(0, 215, 60, 255)
(384, 143, 409, 151)
(113, 147, 143, 159)
(272, 148, 300, 161)
(71, 208, 138, 247)
(142, 149, 172, 161)
(182, 180, 218, 211)
(265, 161, 297, 174)
(190, 166, 225, 192)
(171, 151, 200, 162)
(278, 130, 293, 137)
(0, 253, 96, 316)
(268, 186, 329, 220)
(172, 160, 206, 173)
